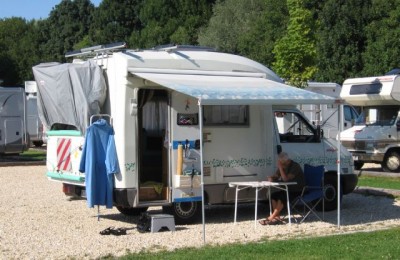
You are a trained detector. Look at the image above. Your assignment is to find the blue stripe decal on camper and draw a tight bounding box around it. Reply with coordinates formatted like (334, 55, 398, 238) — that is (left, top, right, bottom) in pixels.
(173, 196, 202, 203)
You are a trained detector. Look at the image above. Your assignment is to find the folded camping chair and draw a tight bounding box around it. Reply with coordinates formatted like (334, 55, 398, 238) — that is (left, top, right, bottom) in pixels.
(291, 164, 325, 223)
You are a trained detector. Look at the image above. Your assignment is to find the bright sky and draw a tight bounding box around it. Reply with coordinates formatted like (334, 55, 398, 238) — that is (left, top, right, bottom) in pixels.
(0, 0, 102, 20)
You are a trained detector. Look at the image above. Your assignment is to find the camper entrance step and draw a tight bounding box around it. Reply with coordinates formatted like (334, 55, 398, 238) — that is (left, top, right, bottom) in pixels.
(150, 214, 175, 232)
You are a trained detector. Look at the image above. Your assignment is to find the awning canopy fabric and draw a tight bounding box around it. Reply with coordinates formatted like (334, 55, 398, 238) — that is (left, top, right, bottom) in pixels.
(132, 72, 338, 105)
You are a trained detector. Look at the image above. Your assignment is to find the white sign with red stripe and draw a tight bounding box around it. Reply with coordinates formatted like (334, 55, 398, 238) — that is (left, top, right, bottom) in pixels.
(57, 138, 72, 171)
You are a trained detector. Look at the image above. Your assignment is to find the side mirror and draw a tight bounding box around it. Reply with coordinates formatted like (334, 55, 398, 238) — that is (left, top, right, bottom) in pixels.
(277, 145, 282, 154)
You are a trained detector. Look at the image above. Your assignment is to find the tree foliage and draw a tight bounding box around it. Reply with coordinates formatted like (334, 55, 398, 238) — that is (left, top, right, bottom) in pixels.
(37, 0, 95, 62)
(89, 0, 142, 45)
(237, 0, 288, 68)
(362, 0, 400, 76)
(272, 0, 317, 87)
(198, 0, 265, 54)
(0, 18, 38, 85)
(314, 0, 371, 83)
(130, 0, 214, 48)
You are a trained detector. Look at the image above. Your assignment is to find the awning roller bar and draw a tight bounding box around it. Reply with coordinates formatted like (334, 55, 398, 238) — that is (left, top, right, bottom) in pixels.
(129, 68, 267, 78)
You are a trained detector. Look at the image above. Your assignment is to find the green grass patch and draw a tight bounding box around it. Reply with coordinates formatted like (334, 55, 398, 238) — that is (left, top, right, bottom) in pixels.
(358, 175, 400, 190)
(119, 228, 400, 259)
(19, 149, 46, 161)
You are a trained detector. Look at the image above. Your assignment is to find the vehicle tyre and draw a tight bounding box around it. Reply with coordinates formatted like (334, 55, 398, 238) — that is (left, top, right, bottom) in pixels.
(163, 201, 201, 224)
(33, 141, 44, 147)
(116, 206, 148, 216)
(354, 161, 364, 170)
(382, 151, 400, 173)
(319, 175, 342, 211)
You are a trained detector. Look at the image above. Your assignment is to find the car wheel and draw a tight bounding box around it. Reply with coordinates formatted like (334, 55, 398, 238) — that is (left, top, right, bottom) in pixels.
(382, 151, 400, 173)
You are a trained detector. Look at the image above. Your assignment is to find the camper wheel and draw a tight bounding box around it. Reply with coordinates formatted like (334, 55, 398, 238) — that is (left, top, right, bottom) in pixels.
(163, 201, 201, 224)
(116, 206, 148, 216)
(382, 151, 400, 173)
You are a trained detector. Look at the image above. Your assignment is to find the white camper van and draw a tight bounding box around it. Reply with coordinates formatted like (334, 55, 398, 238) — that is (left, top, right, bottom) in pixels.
(301, 82, 359, 139)
(0, 87, 29, 154)
(32, 45, 357, 223)
(25, 81, 44, 147)
(341, 75, 400, 172)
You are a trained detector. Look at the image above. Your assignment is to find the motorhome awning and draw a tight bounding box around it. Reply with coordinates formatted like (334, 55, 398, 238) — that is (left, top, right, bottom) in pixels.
(132, 72, 338, 105)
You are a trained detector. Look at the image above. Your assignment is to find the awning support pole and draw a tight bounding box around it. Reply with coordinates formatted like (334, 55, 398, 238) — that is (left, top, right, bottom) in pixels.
(198, 100, 206, 244)
(337, 103, 343, 228)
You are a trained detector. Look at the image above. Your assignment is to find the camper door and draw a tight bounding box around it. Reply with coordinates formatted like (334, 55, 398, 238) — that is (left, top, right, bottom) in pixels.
(136, 89, 171, 203)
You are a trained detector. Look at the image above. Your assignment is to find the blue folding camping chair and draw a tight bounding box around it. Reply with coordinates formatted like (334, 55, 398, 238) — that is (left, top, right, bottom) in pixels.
(291, 164, 325, 223)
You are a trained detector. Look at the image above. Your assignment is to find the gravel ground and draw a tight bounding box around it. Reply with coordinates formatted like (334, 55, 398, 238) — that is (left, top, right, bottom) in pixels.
(1, 166, 400, 259)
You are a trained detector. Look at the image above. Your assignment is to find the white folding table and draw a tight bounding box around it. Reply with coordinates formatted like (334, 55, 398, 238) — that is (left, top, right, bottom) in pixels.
(228, 181, 297, 227)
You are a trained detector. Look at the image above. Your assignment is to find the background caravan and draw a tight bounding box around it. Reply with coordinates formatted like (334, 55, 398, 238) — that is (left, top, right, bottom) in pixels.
(341, 75, 400, 172)
(33, 45, 358, 223)
(0, 87, 29, 154)
(25, 81, 45, 147)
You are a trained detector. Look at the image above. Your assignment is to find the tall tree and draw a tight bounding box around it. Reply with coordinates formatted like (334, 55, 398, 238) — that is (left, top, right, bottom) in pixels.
(197, 0, 264, 54)
(37, 0, 95, 62)
(272, 0, 317, 87)
(89, 0, 142, 45)
(314, 0, 371, 83)
(237, 0, 288, 68)
(130, 0, 214, 49)
(0, 18, 38, 85)
(362, 0, 400, 76)
(0, 44, 18, 86)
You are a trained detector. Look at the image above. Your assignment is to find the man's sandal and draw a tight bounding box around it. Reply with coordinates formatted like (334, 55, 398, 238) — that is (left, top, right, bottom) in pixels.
(100, 227, 114, 235)
(110, 228, 127, 236)
(259, 219, 269, 225)
(267, 218, 283, 225)
(100, 227, 127, 236)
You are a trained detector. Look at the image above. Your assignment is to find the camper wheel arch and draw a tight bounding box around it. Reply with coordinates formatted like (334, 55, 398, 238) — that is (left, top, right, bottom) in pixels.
(116, 206, 148, 216)
(321, 173, 342, 211)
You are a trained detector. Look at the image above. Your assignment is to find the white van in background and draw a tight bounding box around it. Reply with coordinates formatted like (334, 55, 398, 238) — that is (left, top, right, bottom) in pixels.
(301, 82, 359, 139)
(25, 81, 45, 147)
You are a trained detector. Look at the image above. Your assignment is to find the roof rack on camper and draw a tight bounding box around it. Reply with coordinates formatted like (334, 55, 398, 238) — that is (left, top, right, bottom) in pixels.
(65, 42, 127, 58)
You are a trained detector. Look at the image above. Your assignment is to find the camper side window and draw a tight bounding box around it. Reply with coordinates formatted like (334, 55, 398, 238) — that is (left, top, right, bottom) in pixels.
(275, 111, 316, 143)
(203, 105, 249, 126)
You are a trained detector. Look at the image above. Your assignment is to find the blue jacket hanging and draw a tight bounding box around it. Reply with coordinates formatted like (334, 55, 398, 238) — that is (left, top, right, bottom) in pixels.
(79, 119, 120, 208)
